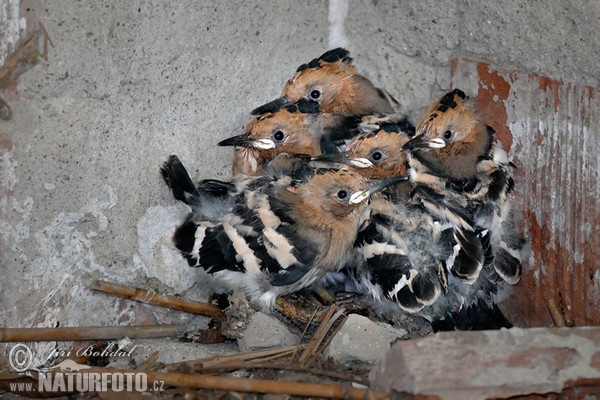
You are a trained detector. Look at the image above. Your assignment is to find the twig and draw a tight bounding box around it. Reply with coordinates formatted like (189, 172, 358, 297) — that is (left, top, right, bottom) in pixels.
(59, 367, 391, 399)
(0, 23, 54, 89)
(165, 346, 296, 372)
(147, 370, 391, 399)
(297, 306, 337, 364)
(0, 325, 184, 342)
(239, 362, 370, 386)
(547, 298, 567, 327)
(308, 313, 347, 366)
(298, 306, 345, 366)
(291, 307, 320, 361)
(92, 280, 222, 317)
(137, 351, 160, 371)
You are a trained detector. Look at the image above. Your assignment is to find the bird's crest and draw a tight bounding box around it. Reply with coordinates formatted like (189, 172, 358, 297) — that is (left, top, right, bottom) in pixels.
(295, 48, 353, 73)
(251, 97, 322, 117)
(417, 88, 469, 136)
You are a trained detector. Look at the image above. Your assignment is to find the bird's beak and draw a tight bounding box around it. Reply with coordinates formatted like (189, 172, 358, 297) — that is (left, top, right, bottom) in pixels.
(251, 97, 288, 115)
(402, 134, 446, 151)
(218, 133, 252, 147)
(312, 153, 374, 168)
(349, 176, 408, 204)
(218, 133, 276, 150)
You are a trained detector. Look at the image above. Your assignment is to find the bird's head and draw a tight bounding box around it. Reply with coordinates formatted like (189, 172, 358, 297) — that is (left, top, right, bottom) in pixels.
(287, 167, 407, 223)
(219, 101, 323, 170)
(251, 48, 398, 116)
(403, 89, 494, 179)
(251, 48, 355, 116)
(317, 126, 413, 179)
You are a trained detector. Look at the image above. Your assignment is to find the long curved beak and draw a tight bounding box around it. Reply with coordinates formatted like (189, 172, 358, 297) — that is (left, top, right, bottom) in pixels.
(402, 134, 446, 151)
(312, 153, 374, 169)
(218, 133, 252, 147)
(251, 97, 288, 115)
(349, 175, 409, 204)
(218, 133, 276, 150)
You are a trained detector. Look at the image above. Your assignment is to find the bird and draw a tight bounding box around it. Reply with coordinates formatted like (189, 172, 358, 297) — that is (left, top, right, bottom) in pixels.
(161, 153, 406, 311)
(251, 48, 403, 117)
(313, 124, 502, 330)
(218, 99, 326, 176)
(220, 103, 414, 307)
(225, 48, 412, 180)
(331, 123, 489, 285)
(221, 98, 414, 177)
(313, 119, 415, 200)
(403, 88, 522, 287)
(352, 195, 509, 331)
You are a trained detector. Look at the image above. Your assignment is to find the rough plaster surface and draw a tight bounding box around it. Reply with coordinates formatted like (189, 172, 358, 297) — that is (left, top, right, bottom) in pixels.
(325, 314, 406, 363)
(236, 312, 299, 352)
(1, 0, 600, 363)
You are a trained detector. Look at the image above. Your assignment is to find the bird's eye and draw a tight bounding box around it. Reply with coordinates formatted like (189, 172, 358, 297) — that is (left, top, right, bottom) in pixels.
(309, 89, 322, 100)
(371, 151, 383, 161)
(443, 130, 453, 140)
(336, 190, 348, 199)
(273, 131, 285, 142)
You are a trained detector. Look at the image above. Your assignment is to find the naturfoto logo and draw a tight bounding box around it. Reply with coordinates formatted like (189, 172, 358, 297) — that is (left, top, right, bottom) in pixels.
(7, 343, 164, 394)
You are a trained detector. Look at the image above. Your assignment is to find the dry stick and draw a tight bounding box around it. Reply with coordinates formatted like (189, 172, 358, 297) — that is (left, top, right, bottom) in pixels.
(298, 305, 337, 365)
(75, 367, 391, 399)
(165, 346, 297, 372)
(547, 298, 567, 327)
(297, 306, 338, 364)
(298, 306, 346, 366)
(305, 311, 347, 368)
(171, 353, 302, 375)
(142, 371, 391, 400)
(137, 351, 160, 371)
(92, 280, 222, 317)
(0, 325, 184, 342)
(290, 307, 320, 361)
(307, 313, 348, 367)
(168, 349, 302, 375)
(238, 362, 370, 386)
(0, 373, 22, 380)
(0, 33, 36, 85)
(39, 22, 54, 61)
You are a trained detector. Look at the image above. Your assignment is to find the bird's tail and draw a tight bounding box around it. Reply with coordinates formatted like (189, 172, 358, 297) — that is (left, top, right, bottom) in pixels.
(161, 155, 236, 207)
(160, 155, 199, 204)
(431, 297, 513, 332)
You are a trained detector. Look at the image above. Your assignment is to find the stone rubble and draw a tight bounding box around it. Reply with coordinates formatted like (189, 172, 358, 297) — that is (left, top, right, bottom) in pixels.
(325, 313, 408, 363)
(369, 326, 600, 399)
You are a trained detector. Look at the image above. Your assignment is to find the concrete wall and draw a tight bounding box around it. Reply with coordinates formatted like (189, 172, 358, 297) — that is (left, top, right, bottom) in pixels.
(1, 0, 599, 335)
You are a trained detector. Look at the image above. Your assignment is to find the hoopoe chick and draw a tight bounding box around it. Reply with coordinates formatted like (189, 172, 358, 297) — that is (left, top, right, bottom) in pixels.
(222, 99, 411, 177)
(252, 48, 401, 117)
(349, 194, 503, 331)
(315, 121, 415, 201)
(161, 154, 404, 311)
(315, 125, 502, 329)
(404, 88, 522, 288)
(320, 123, 489, 280)
(219, 100, 324, 176)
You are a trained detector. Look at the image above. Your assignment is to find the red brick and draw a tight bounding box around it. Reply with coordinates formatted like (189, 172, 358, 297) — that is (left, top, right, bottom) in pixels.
(450, 58, 600, 327)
